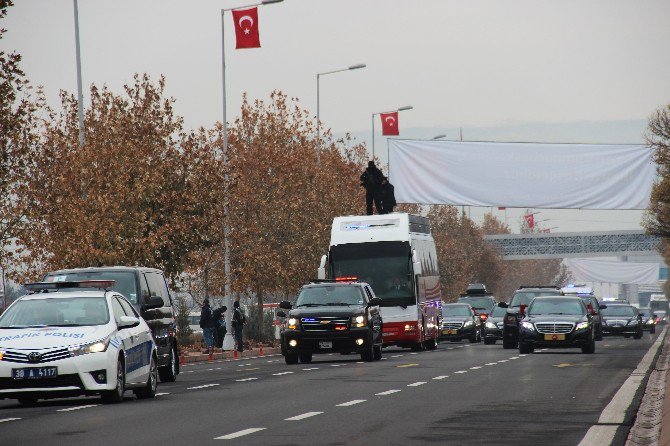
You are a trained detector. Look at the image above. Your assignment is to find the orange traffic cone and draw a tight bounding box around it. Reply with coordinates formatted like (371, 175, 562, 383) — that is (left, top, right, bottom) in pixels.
(233, 349, 238, 359)
(180, 352, 186, 366)
(259, 344, 264, 356)
(208, 351, 214, 363)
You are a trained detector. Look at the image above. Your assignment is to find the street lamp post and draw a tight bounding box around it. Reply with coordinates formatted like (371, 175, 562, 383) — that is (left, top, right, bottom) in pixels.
(316, 63, 366, 165)
(220, 0, 282, 350)
(73, 0, 84, 147)
(370, 106, 412, 173)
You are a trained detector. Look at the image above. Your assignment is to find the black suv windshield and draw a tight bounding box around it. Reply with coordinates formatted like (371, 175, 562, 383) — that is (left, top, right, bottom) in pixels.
(601, 305, 636, 317)
(529, 298, 584, 316)
(45, 271, 138, 304)
(490, 306, 507, 317)
(0, 296, 110, 328)
(457, 297, 495, 312)
(442, 305, 472, 317)
(296, 286, 365, 306)
(510, 290, 561, 308)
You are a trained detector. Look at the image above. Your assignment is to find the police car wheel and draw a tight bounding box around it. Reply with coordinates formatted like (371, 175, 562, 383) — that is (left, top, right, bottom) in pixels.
(17, 396, 38, 406)
(158, 347, 177, 383)
(298, 353, 312, 364)
(135, 356, 158, 399)
(102, 358, 125, 404)
(285, 354, 299, 365)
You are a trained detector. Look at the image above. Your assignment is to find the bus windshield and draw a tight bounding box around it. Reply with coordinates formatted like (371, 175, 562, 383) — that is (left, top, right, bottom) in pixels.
(329, 241, 413, 307)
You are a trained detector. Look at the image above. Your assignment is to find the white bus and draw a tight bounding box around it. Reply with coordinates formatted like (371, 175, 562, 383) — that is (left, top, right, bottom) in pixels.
(318, 213, 442, 351)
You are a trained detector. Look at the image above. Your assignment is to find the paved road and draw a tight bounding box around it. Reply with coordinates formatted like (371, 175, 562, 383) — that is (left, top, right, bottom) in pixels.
(0, 331, 660, 445)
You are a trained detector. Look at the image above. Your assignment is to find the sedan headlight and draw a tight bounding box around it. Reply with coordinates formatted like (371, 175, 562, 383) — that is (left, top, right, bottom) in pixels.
(464, 320, 474, 327)
(646, 319, 654, 325)
(485, 321, 497, 329)
(287, 317, 298, 330)
(575, 321, 589, 331)
(520, 322, 535, 331)
(352, 315, 366, 328)
(69, 336, 110, 356)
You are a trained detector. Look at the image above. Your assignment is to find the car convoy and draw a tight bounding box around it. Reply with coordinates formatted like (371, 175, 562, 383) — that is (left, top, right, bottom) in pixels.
(0, 212, 665, 406)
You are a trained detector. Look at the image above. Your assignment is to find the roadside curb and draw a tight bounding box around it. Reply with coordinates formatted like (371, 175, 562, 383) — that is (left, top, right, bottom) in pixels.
(578, 327, 668, 446)
(179, 347, 281, 365)
(626, 327, 670, 446)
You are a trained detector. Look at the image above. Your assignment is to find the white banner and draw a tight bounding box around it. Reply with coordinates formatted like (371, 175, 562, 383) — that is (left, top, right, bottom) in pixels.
(564, 259, 659, 284)
(388, 140, 655, 209)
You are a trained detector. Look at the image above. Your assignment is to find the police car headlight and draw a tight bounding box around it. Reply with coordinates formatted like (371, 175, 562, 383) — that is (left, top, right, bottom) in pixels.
(575, 321, 589, 331)
(287, 318, 298, 330)
(69, 337, 110, 356)
(520, 322, 535, 331)
(352, 315, 366, 327)
(464, 321, 474, 327)
(646, 319, 654, 325)
(485, 321, 497, 329)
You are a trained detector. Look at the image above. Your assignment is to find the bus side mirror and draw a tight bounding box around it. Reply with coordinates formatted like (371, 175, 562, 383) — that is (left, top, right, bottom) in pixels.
(276, 310, 286, 318)
(279, 301, 292, 310)
(412, 250, 422, 276)
(368, 297, 382, 307)
(318, 254, 327, 280)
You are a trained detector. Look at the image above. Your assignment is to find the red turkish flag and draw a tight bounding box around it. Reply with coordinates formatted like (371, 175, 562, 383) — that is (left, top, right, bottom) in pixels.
(232, 7, 260, 49)
(524, 214, 535, 229)
(380, 112, 399, 136)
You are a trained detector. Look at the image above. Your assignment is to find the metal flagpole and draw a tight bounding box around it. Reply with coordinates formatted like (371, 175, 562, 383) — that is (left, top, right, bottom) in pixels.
(73, 0, 84, 147)
(221, 9, 234, 351)
(371, 113, 375, 160)
(316, 74, 320, 164)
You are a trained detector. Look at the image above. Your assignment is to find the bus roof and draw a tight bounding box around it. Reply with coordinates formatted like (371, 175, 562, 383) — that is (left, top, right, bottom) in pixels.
(330, 213, 430, 246)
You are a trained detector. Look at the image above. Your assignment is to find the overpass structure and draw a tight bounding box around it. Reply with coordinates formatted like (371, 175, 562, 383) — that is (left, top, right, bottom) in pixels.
(483, 230, 660, 260)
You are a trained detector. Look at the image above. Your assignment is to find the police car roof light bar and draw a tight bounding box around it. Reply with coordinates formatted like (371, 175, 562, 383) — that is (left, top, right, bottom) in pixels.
(519, 285, 560, 289)
(24, 280, 116, 293)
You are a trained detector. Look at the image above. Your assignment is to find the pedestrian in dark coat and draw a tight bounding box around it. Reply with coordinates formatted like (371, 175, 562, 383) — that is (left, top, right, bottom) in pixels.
(200, 298, 215, 353)
(380, 176, 397, 214)
(360, 161, 384, 215)
(213, 305, 227, 349)
(232, 301, 246, 352)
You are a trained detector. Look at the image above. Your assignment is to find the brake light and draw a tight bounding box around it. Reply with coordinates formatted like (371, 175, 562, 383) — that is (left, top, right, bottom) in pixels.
(335, 325, 347, 331)
(479, 314, 488, 321)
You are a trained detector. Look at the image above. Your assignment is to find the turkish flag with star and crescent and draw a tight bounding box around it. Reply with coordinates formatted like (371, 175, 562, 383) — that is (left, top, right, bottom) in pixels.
(524, 213, 535, 229)
(232, 7, 260, 49)
(380, 112, 399, 136)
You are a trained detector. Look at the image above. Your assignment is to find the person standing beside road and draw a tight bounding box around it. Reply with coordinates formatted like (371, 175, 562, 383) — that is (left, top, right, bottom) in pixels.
(213, 305, 227, 350)
(360, 160, 384, 215)
(380, 176, 396, 214)
(232, 301, 247, 353)
(200, 298, 215, 354)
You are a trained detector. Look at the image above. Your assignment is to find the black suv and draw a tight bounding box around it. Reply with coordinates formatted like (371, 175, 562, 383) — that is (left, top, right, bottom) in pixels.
(44, 266, 179, 382)
(277, 280, 383, 364)
(501, 286, 562, 349)
(518, 296, 596, 354)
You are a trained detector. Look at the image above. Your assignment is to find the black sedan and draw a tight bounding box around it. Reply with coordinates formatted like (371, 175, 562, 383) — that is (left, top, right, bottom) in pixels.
(600, 303, 643, 339)
(482, 304, 507, 345)
(518, 296, 596, 354)
(439, 303, 481, 343)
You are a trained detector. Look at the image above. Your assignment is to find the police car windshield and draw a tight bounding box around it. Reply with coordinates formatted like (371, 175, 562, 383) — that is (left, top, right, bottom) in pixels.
(296, 286, 365, 307)
(510, 291, 560, 308)
(0, 297, 110, 328)
(601, 305, 636, 317)
(528, 299, 584, 316)
(44, 271, 138, 304)
(442, 306, 471, 317)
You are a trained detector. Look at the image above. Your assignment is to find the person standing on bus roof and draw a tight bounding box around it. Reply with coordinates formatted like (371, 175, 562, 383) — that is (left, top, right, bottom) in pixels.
(380, 176, 396, 214)
(360, 161, 384, 215)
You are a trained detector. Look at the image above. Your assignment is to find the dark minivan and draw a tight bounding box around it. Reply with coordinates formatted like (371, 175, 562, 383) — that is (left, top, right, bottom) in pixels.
(44, 266, 179, 382)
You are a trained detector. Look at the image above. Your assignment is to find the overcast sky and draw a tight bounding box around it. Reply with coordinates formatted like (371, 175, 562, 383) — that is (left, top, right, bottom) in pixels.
(3, 0, 670, 233)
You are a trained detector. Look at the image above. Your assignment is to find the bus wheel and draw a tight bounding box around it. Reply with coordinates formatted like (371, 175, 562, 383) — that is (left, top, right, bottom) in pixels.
(411, 342, 424, 352)
(424, 338, 437, 350)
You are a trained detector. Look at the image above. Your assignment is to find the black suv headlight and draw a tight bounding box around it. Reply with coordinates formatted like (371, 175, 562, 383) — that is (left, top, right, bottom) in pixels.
(287, 317, 299, 330)
(351, 315, 366, 328)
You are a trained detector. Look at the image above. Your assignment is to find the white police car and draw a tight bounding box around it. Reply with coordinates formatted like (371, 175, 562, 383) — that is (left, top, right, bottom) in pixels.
(0, 280, 160, 405)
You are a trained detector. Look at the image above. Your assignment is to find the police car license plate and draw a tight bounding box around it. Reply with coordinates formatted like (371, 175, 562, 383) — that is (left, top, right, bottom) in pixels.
(12, 367, 58, 380)
(318, 341, 332, 349)
(544, 334, 566, 341)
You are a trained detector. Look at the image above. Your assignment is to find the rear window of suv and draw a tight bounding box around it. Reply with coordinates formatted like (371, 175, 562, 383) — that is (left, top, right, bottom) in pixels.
(45, 271, 138, 304)
(510, 290, 561, 308)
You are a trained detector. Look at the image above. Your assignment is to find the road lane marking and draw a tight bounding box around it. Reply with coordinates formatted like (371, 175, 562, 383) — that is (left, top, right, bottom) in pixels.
(470, 366, 482, 370)
(272, 372, 294, 376)
(237, 367, 259, 371)
(215, 428, 266, 440)
(0, 418, 21, 423)
(302, 367, 319, 371)
(396, 363, 419, 368)
(235, 378, 258, 382)
(519, 354, 527, 357)
(509, 356, 519, 360)
(432, 375, 449, 380)
(331, 364, 344, 367)
(356, 361, 365, 364)
(407, 382, 426, 387)
(155, 392, 170, 396)
(391, 355, 404, 358)
(553, 363, 574, 368)
(376, 389, 401, 396)
(336, 399, 366, 407)
(498, 360, 509, 363)
(187, 384, 220, 390)
(409, 352, 418, 355)
(57, 404, 99, 412)
(454, 370, 467, 374)
(447, 348, 454, 350)
(485, 362, 498, 366)
(285, 412, 323, 421)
